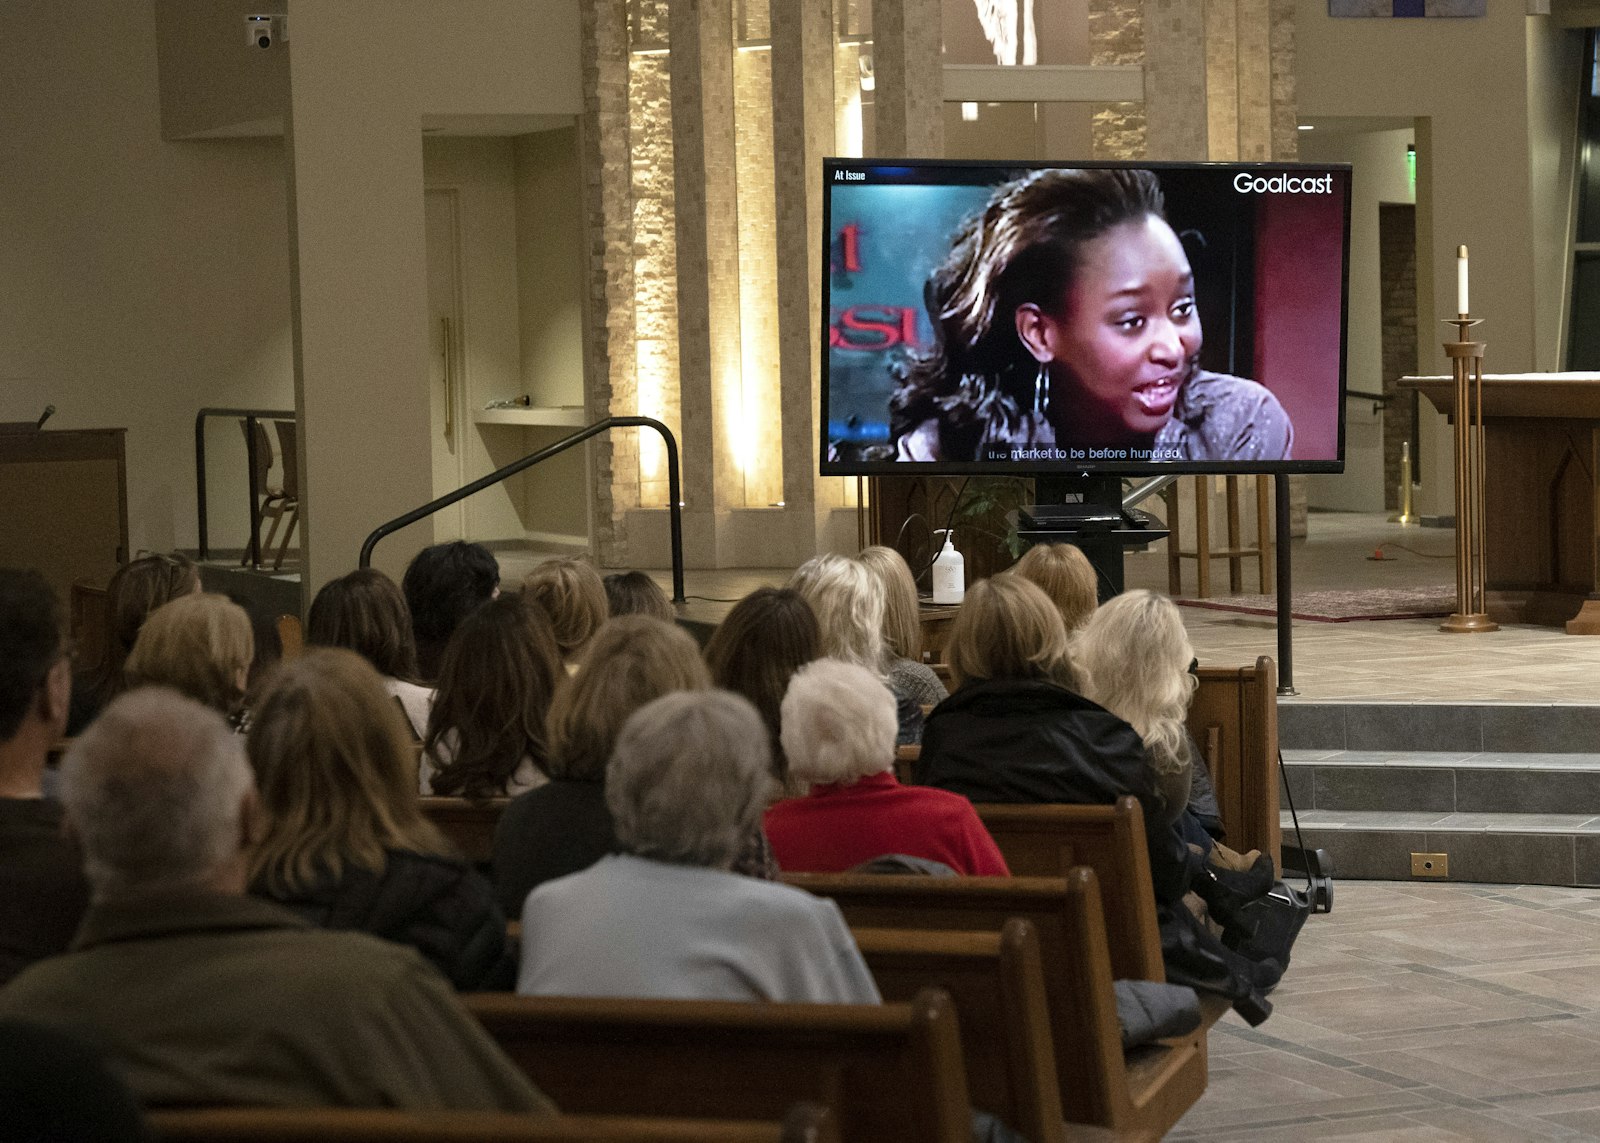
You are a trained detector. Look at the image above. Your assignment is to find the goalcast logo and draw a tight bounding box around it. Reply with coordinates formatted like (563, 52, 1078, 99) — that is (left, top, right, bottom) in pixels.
(1233, 172, 1335, 194)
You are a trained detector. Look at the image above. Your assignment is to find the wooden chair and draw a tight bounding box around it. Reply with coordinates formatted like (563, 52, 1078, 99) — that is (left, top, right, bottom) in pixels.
(464, 990, 971, 1143)
(1189, 657, 1280, 866)
(1164, 475, 1272, 597)
(787, 870, 1205, 1139)
(973, 798, 1164, 984)
(149, 1106, 837, 1142)
(420, 796, 507, 866)
(852, 920, 1064, 1143)
(267, 419, 301, 570)
(238, 419, 289, 570)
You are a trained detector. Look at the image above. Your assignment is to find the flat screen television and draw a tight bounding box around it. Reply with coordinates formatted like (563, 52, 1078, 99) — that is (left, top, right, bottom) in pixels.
(820, 158, 1352, 477)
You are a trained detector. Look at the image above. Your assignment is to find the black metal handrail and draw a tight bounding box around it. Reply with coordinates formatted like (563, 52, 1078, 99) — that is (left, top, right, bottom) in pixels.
(358, 416, 685, 603)
(195, 407, 295, 566)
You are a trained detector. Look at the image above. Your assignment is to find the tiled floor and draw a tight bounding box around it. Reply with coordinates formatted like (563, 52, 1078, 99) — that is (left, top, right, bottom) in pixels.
(1170, 880, 1600, 1140)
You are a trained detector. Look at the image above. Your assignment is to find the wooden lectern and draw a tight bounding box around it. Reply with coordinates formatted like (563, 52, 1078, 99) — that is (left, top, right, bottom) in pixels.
(1400, 374, 1600, 633)
(0, 427, 128, 603)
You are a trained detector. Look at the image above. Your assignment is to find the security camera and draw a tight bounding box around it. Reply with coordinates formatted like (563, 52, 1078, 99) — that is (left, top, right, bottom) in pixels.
(245, 14, 285, 49)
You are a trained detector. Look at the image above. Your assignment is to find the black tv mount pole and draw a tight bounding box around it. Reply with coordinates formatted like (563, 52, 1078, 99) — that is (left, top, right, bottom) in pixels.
(1275, 473, 1296, 696)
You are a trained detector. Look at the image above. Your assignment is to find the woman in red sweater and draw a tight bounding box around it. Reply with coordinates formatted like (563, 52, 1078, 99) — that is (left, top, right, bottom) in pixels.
(763, 659, 1009, 876)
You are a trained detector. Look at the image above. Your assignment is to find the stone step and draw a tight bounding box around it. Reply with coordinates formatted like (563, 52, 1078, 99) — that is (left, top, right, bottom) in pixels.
(1279, 702, 1600, 754)
(1281, 749, 1600, 816)
(1280, 808, 1600, 887)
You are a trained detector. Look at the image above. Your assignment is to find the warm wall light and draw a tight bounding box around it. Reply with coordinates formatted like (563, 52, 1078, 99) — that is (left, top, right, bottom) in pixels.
(1297, 123, 1315, 131)
(961, 102, 979, 121)
(858, 52, 875, 92)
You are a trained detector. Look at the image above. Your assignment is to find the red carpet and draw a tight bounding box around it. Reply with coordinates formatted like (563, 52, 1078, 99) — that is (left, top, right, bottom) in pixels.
(1176, 586, 1456, 623)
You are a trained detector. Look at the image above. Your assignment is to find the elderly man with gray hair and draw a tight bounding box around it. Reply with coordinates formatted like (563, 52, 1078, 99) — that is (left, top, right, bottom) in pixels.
(0, 687, 553, 1114)
(763, 659, 1010, 876)
(517, 689, 879, 1004)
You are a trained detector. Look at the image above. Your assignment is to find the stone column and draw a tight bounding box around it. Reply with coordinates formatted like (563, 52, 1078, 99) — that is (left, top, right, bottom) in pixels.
(1090, 0, 1146, 159)
(579, 0, 637, 566)
(1142, 0, 1208, 162)
(670, 0, 744, 562)
(870, 0, 943, 156)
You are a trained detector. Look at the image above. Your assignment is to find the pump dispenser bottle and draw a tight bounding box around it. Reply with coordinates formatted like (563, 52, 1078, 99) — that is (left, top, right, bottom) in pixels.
(930, 529, 965, 605)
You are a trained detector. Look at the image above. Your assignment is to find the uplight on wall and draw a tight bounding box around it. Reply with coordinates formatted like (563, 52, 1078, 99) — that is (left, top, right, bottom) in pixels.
(961, 102, 979, 121)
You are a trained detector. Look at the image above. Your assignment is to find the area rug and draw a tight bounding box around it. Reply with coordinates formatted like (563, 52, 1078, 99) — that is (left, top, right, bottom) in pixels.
(1176, 585, 1456, 623)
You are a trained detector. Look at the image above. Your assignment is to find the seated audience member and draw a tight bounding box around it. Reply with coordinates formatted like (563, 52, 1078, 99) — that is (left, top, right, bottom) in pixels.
(306, 568, 433, 739)
(491, 616, 714, 914)
(789, 554, 924, 745)
(248, 649, 511, 991)
(1013, 542, 1100, 634)
(858, 545, 947, 710)
(0, 570, 90, 985)
(913, 575, 1195, 908)
(0, 1020, 147, 1143)
(402, 541, 500, 682)
(765, 659, 1008, 876)
(123, 592, 254, 731)
(521, 556, 609, 672)
(602, 569, 674, 621)
(422, 594, 562, 800)
(702, 586, 820, 790)
(68, 552, 200, 734)
(518, 690, 881, 1005)
(0, 688, 553, 1112)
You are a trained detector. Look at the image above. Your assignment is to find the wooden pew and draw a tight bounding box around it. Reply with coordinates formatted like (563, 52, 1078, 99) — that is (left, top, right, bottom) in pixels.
(420, 796, 507, 866)
(785, 870, 1205, 1139)
(150, 1106, 836, 1142)
(852, 920, 1064, 1143)
(465, 990, 971, 1143)
(1188, 657, 1280, 866)
(974, 797, 1164, 984)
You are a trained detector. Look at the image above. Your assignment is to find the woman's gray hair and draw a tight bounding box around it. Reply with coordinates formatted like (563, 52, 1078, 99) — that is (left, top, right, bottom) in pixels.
(61, 687, 254, 898)
(605, 690, 773, 869)
(780, 658, 897, 789)
(788, 554, 887, 673)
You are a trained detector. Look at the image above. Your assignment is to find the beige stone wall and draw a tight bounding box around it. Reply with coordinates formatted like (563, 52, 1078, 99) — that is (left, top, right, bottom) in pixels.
(1089, 0, 1145, 159)
(628, 49, 679, 510)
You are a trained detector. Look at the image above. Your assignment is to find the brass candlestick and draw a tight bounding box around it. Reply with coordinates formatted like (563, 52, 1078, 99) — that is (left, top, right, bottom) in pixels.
(1440, 314, 1497, 633)
(1388, 440, 1419, 526)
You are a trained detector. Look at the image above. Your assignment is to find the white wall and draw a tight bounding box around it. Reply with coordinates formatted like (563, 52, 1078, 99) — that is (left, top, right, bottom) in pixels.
(1300, 126, 1414, 512)
(0, 0, 292, 560)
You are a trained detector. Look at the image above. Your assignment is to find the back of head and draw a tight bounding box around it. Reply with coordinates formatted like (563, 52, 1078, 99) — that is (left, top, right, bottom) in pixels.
(98, 554, 200, 683)
(780, 658, 897, 789)
(62, 687, 253, 898)
(602, 570, 674, 622)
(788, 554, 886, 672)
(703, 587, 820, 784)
(522, 557, 609, 662)
(401, 542, 500, 677)
(857, 545, 923, 661)
(124, 593, 254, 715)
(427, 593, 563, 800)
(0, 569, 63, 744)
(945, 574, 1076, 691)
(306, 568, 420, 681)
(1073, 589, 1193, 763)
(248, 648, 445, 892)
(1013, 542, 1099, 634)
(545, 615, 710, 781)
(607, 690, 771, 869)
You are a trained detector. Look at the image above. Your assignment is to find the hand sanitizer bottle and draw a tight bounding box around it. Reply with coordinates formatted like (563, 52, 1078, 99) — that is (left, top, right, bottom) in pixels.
(930, 529, 965, 605)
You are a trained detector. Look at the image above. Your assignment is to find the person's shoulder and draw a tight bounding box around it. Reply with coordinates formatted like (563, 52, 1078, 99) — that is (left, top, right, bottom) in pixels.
(895, 419, 942, 461)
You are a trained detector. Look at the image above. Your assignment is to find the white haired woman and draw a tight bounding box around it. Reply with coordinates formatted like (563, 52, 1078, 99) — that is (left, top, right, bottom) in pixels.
(516, 690, 880, 1005)
(764, 660, 1008, 876)
(788, 554, 924, 744)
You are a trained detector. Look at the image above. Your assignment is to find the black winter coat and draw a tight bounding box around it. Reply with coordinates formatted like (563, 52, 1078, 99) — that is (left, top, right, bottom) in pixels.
(912, 677, 1197, 906)
(257, 848, 512, 991)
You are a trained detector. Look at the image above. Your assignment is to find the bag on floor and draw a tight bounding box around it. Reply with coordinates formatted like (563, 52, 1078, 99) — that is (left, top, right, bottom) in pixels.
(1157, 900, 1276, 1026)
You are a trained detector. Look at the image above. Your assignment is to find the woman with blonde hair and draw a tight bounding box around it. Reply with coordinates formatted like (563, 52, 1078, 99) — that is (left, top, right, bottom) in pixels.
(856, 546, 947, 710)
(521, 557, 609, 670)
(1013, 542, 1099, 634)
(788, 553, 923, 744)
(492, 616, 717, 913)
(124, 593, 254, 730)
(247, 648, 509, 990)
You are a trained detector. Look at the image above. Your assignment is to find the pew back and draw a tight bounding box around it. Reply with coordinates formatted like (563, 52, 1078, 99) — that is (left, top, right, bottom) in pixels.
(420, 796, 506, 866)
(1189, 657, 1280, 865)
(465, 990, 970, 1143)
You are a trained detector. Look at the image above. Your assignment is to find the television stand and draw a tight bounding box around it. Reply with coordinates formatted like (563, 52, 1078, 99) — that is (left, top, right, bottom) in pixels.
(1018, 473, 1168, 601)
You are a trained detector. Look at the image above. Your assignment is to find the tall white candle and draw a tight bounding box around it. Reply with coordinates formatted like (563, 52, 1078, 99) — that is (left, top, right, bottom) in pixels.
(1457, 245, 1469, 316)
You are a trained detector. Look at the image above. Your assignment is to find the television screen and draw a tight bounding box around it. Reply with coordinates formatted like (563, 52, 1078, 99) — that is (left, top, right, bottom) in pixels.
(820, 159, 1351, 476)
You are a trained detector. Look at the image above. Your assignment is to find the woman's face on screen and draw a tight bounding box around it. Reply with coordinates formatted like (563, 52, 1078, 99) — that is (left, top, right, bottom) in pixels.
(1045, 215, 1202, 443)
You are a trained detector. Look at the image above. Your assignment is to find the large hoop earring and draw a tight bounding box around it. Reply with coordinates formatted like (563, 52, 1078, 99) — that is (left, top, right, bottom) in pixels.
(1033, 362, 1051, 417)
